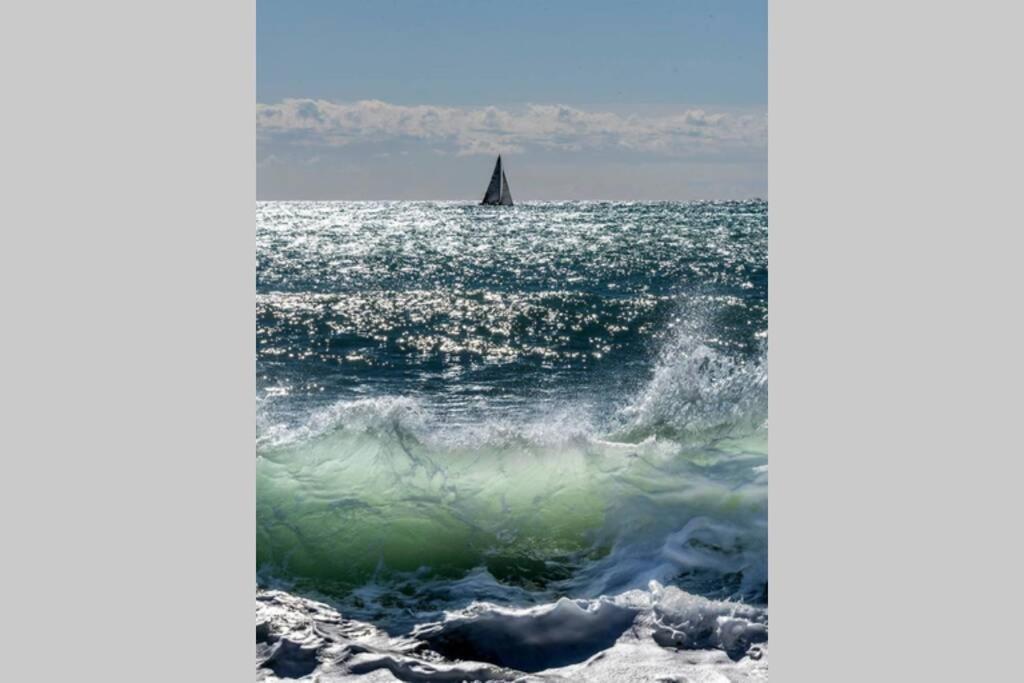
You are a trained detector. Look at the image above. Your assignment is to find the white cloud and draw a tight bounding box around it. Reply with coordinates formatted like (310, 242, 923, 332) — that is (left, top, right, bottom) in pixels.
(256, 99, 766, 157)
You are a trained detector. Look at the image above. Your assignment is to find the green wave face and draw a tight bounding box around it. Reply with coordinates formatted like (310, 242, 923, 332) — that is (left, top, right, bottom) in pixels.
(257, 415, 767, 598)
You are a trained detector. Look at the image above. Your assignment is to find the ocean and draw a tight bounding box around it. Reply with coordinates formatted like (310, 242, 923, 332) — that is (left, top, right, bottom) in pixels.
(256, 200, 768, 680)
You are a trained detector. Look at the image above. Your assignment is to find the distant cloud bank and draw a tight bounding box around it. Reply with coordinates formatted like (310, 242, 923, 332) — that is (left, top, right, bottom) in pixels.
(257, 99, 766, 157)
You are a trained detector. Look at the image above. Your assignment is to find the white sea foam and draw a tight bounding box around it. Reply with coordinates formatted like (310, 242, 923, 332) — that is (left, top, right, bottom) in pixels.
(257, 582, 767, 681)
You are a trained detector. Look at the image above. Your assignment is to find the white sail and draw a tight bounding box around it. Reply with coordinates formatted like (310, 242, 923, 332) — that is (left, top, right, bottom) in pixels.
(499, 170, 513, 205)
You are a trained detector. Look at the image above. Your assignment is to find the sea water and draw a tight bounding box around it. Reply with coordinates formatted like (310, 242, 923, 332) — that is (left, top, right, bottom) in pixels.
(256, 200, 768, 680)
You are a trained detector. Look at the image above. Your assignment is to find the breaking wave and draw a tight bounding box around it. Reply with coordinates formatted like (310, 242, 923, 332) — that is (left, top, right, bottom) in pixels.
(257, 326, 767, 617)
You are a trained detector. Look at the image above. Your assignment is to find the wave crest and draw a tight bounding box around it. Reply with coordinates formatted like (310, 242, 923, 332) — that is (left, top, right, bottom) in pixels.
(617, 329, 767, 442)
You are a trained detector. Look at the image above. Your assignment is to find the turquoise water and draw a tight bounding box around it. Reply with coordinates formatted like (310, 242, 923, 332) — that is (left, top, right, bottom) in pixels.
(256, 200, 767, 676)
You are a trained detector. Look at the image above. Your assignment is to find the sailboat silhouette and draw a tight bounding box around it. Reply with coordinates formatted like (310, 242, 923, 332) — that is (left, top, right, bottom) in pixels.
(480, 155, 513, 206)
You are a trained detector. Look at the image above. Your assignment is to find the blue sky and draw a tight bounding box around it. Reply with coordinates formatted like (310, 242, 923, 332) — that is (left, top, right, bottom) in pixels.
(257, 0, 767, 200)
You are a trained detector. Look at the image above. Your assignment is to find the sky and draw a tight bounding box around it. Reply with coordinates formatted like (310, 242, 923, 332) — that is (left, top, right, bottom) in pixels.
(257, 0, 766, 200)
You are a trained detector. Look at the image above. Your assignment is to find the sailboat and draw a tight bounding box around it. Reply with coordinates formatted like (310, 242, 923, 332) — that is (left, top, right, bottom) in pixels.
(480, 155, 514, 206)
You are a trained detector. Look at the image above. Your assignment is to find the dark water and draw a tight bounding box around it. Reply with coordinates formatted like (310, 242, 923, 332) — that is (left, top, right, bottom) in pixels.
(256, 200, 768, 679)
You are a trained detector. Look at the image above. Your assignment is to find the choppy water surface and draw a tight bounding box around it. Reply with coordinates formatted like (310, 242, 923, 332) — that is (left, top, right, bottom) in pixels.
(256, 201, 767, 681)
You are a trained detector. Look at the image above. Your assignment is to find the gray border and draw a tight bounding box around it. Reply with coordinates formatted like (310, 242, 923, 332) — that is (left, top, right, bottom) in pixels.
(4, 1, 254, 680)
(771, 1, 1020, 680)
